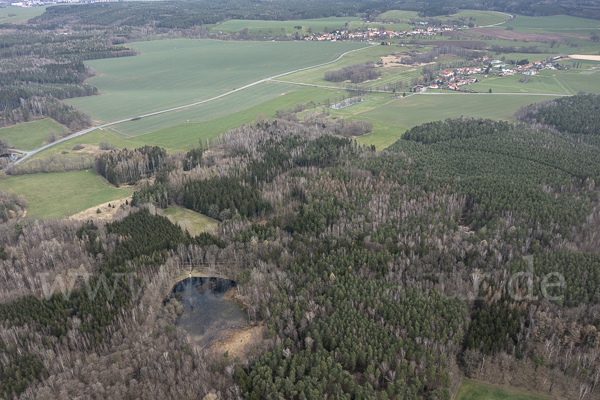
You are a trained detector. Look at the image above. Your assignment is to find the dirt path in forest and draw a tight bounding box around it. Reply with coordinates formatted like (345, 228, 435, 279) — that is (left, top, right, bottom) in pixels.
(68, 196, 132, 221)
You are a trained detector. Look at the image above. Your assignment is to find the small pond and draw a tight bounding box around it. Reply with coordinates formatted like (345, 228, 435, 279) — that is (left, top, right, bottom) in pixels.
(164, 277, 247, 347)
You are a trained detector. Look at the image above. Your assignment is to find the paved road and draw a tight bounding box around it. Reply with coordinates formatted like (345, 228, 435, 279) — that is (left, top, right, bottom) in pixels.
(9, 43, 377, 168)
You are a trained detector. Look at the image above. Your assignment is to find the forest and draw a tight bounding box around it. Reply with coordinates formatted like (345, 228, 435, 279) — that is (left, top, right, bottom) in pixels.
(1, 94, 600, 398)
(324, 63, 380, 84)
(0, 14, 139, 130)
(515, 93, 600, 136)
(27, 0, 600, 26)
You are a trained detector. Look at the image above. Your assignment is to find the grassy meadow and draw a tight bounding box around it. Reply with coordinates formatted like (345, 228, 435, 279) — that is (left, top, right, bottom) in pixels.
(0, 119, 67, 151)
(163, 206, 218, 236)
(27, 86, 345, 159)
(210, 17, 360, 35)
(0, 171, 131, 219)
(376, 9, 509, 27)
(506, 14, 600, 31)
(456, 380, 554, 400)
(101, 81, 299, 138)
(361, 93, 561, 127)
(0, 6, 46, 24)
(280, 45, 403, 86)
(65, 39, 366, 124)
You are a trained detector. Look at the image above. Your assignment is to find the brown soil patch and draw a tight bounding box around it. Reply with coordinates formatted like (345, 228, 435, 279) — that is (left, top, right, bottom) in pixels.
(439, 30, 469, 38)
(68, 196, 131, 221)
(380, 54, 404, 67)
(379, 54, 434, 67)
(71, 144, 110, 156)
(569, 54, 600, 61)
(470, 28, 589, 42)
(209, 323, 263, 357)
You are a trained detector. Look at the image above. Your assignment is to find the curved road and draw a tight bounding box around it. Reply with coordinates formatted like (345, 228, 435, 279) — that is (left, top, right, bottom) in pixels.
(475, 11, 513, 28)
(10, 43, 376, 168)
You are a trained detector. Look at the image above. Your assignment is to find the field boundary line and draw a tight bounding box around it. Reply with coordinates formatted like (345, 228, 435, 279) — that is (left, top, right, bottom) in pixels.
(470, 11, 513, 28)
(417, 92, 569, 96)
(10, 43, 376, 168)
(270, 79, 394, 93)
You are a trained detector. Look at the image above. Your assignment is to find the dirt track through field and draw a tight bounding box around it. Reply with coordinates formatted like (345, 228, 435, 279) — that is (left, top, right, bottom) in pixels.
(9, 44, 376, 168)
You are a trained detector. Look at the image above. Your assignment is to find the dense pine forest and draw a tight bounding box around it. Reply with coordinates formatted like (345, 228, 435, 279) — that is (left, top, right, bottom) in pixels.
(0, 95, 600, 398)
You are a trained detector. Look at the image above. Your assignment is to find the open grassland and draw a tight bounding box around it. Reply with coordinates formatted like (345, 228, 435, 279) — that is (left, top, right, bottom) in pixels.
(377, 9, 509, 27)
(0, 6, 46, 23)
(355, 119, 408, 150)
(116, 86, 341, 150)
(467, 70, 574, 95)
(65, 39, 366, 124)
(456, 380, 554, 400)
(0, 119, 67, 151)
(27, 86, 344, 159)
(376, 10, 420, 21)
(0, 171, 131, 219)
(102, 81, 298, 138)
(360, 93, 560, 128)
(468, 68, 600, 96)
(507, 14, 600, 31)
(451, 10, 511, 26)
(13, 15, 600, 164)
(210, 17, 360, 35)
(560, 68, 600, 94)
(162, 206, 218, 236)
(281, 45, 411, 86)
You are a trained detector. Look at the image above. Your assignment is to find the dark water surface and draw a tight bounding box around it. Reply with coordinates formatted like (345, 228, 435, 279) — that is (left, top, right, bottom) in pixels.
(165, 277, 247, 347)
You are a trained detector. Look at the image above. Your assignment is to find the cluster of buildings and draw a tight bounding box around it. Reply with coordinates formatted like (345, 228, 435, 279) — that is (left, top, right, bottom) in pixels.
(413, 55, 571, 92)
(494, 56, 570, 76)
(307, 25, 455, 42)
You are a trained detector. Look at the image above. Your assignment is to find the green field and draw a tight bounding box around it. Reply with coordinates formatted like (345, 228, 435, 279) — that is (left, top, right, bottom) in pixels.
(27, 86, 344, 159)
(163, 206, 218, 236)
(355, 119, 408, 150)
(0, 119, 67, 151)
(468, 68, 600, 96)
(361, 93, 561, 126)
(211, 17, 360, 35)
(0, 171, 131, 219)
(375, 10, 420, 22)
(65, 39, 366, 124)
(456, 380, 554, 400)
(10, 14, 600, 163)
(102, 81, 298, 138)
(280, 45, 402, 86)
(356, 93, 561, 148)
(0, 6, 46, 24)
(451, 10, 511, 26)
(507, 14, 600, 31)
(377, 9, 509, 27)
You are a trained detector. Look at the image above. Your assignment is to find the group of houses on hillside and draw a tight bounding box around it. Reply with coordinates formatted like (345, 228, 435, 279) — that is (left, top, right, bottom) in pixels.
(414, 55, 571, 92)
(306, 25, 454, 42)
